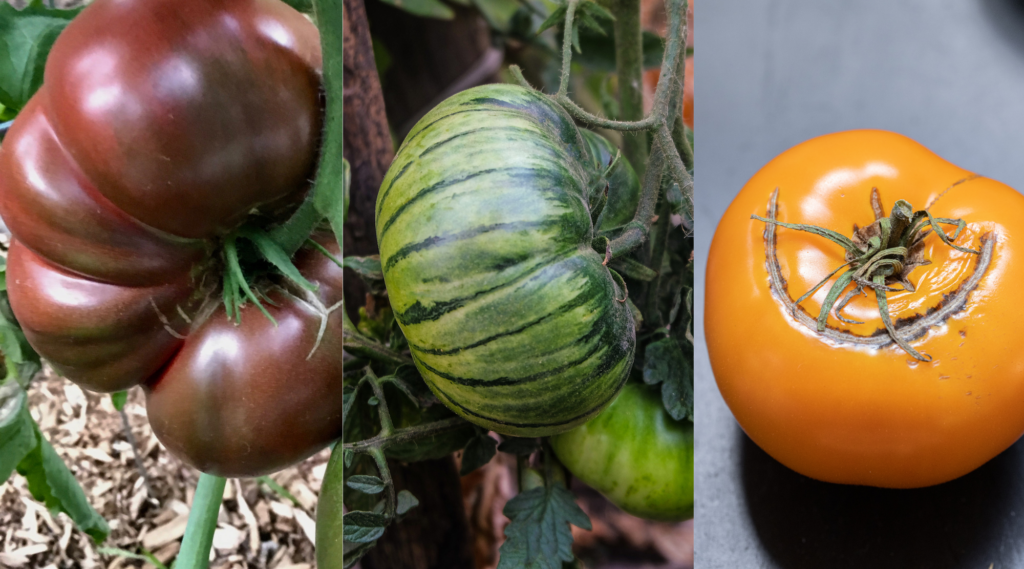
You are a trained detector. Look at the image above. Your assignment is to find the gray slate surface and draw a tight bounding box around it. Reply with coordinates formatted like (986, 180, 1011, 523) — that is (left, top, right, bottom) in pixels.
(695, 1, 1024, 567)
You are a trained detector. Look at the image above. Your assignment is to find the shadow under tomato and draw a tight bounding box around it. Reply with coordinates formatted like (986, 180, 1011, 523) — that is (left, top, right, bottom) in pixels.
(740, 427, 1024, 569)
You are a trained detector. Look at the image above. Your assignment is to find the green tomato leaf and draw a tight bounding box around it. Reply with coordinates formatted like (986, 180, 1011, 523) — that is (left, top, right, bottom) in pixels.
(608, 256, 658, 282)
(280, 0, 314, 12)
(376, 0, 455, 19)
(497, 436, 540, 456)
(96, 547, 168, 569)
(18, 425, 109, 542)
(497, 484, 591, 569)
(536, 5, 567, 34)
(240, 227, 317, 291)
(0, 287, 41, 381)
(342, 255, 383, 281)
(578, 1, 612, 23)
(314, 157, 349, 255)
(473, 0, 523, 33)
(643, 336, 693, 422)
(0, 383, 35, 484)
(0, 0, 82, 112)
(342, 511, 389, 544)
(346, 475, 386, 495)
(396, 490, 420, 516)
(570, 25, 665, 71)
(459, 432, 497, 475)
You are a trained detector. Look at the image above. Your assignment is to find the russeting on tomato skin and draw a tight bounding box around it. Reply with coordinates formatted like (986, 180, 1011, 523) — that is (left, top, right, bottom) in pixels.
(375, 84, 636, 437)
(0, 0, 322, 393)
(144, 239, 346, 477)
(550, 382, 694, 522)
(706, 129, 1024, 488)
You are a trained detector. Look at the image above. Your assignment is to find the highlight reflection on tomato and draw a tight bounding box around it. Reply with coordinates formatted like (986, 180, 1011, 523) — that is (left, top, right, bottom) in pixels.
(706, 130, 1024, 489)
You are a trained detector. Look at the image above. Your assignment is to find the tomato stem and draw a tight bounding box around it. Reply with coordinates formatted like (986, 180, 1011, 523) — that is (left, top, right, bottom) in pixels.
(342, 417, 467, 454)
(175, 474, 226, 569)
(311, 0, 347, 252)
(754, 186, 992, 360)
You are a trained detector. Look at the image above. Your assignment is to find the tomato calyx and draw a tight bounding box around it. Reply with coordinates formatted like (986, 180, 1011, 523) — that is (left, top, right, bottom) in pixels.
(214, 194, 343, 329)
(753, 184, 994, 361)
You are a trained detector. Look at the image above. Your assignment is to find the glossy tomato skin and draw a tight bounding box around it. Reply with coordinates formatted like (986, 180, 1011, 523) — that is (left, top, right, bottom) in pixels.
(0, 0, 323, 399)
(6, 241, 193, 393)
(550, 382, 694, 521)
(144, 241, 344, 477)
(0, 97, 203, 287)
(42, 0, 322, 239)
(706, 130, 1024, 488)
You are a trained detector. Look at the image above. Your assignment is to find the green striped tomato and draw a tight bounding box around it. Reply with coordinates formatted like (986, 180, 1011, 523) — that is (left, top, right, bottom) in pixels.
(375, 84, 636, 437)
(550, 382, 694, 521)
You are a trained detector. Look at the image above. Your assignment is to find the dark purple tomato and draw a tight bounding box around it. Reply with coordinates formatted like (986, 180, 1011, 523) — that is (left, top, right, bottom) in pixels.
(143, 240, 345, 477)
(0, 0, 323, 397)
(0, 97, 203, 287)
(41, 0, 322, 239)
(5, 241, 193, 393)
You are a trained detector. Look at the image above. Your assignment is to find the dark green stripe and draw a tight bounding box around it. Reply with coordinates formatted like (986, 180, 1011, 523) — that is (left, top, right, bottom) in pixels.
(407, 279, 602, 355)
(414, 314, 620, 388)
(378, 166, 568, 241)
(384, 220, 554, 272)
(461, 96, 578, 150)
(419, 126, 526, 158)
(375, 160, 413, 227)
(428, 358, 631, 430)
(394, 251, 573, 326)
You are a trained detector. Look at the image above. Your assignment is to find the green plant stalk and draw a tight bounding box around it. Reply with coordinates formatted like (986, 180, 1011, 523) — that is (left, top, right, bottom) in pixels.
(597, 0, 687, 260)
(342, 417, 467, 454)
(311, 0, 347, 252)
(610, 0, 648, 177)
(557, 0, 580, 99)
(643, 47, 688, 319)
(342, 326, 414, 366)
(175, 474, 226, 569)
(266, 0, 347, 257)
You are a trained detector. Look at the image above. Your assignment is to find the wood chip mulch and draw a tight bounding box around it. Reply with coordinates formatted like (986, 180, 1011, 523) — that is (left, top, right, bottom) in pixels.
(1, 372, 326, 569)
(2, 373, 693, 569)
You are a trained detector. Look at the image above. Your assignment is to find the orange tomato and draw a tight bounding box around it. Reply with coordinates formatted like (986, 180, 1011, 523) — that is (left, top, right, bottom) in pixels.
(705, 130, 1024, 488)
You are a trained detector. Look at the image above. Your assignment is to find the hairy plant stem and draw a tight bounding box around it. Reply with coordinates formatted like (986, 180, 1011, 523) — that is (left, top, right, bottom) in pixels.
(342, 326, 414, 366)
(342, 417, 467, 454)
(557, 0, 689, 260)
(609, 0, 648, 176)
(547, 0, 685, 135)
(311, 0, 346, 251)
(557, 0, 581, 99)
(365, 370, 395, 436)
(643, 48, 690, 320)
(370, 447, 398, 519)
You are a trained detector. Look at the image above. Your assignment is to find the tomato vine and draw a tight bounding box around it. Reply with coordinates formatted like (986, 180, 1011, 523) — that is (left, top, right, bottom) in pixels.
(334, 0, 693, 567)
